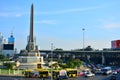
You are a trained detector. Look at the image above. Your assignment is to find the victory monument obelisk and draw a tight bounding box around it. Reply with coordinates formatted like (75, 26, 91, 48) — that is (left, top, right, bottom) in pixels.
(18, 4, 44, 69)
(26, 4, 35, 52)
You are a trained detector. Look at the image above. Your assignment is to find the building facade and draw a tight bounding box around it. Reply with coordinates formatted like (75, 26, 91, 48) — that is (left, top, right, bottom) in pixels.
(0, 32, 15, 57)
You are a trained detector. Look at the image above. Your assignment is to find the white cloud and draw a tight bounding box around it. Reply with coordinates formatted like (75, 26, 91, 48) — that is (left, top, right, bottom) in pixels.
(0, 12, 23, 17)
(0, 6, 101, 17)
(103, 22, 120, 29)
(97, 18, 120, 29)
(35, 20, 57, 24)
(15, 13, 22, 17)
(38, 6, 101, 15)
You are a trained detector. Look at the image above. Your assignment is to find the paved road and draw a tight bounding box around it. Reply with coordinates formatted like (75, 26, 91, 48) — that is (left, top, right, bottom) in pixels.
(0, 73, 119, 80)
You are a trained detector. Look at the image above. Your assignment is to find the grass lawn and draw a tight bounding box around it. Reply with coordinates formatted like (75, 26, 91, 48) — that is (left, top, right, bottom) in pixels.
(0, 69, 23, 75)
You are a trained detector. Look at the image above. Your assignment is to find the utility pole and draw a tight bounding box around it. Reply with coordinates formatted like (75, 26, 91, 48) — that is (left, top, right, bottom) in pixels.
(82, 28, 85, 51)
(51, 43, 53, 80)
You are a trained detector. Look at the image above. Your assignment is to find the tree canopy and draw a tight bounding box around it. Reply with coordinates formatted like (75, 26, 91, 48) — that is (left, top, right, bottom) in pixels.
(0, 54, 5, 61)
(67, 59, 82, 68)
(84, 46, 93, 51)
(54, 48, 63, 51)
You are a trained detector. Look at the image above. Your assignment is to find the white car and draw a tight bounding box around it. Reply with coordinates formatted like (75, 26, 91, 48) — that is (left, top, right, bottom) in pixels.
(95, 69, 102, 74)
(85, 72, 95, 77)
(82, 70, 88, 74)
(112, 71, 117, 75)
(82, 69, 90, 74)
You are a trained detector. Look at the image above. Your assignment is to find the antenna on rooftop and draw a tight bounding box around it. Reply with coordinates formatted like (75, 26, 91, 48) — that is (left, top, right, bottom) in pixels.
(11, 27, 15, 35)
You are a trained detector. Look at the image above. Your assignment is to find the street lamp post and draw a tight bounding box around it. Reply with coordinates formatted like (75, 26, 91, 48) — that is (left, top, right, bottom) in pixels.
(82, 28, 85, 51)
(102, 51, 105, 65)
(51, 43, 53, 80)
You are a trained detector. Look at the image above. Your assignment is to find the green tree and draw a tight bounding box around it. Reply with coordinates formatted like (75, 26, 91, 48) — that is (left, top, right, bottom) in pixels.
(46, 58, 51, 62)
(84, 46, 93, 51)
(74, 59, 82, 67)
(67, 60, 75, 68)
(59, 64, 68, 69)
(54, 48, 63, 51)
(5, 54, 10, 61)
(52, 63, 58, 69)
(4, 63, 14, 69)
(6, 54, 10, 59)
(73, 49, 83, 51)
(57, 59, 63, 64)
(0, 54, 5, 60)
(66, 59, 82, 68)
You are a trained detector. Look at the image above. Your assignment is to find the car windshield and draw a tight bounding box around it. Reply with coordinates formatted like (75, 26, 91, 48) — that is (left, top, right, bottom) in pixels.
(86, 72, 91, 74)
(82, 70, 86, 72)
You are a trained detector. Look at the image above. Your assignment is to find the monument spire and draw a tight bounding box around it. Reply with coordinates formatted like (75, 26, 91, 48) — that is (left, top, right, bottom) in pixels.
(30, 3, 34, 42)
(26, 4, 35, 52)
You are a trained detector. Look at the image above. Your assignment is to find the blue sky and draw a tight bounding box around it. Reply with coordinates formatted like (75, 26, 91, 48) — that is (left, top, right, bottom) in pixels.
(0, 0, 120, 51)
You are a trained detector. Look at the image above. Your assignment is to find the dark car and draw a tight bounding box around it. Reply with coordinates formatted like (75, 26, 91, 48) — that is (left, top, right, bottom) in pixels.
(116, 68, 120, 73)
(109, 75, 117, 80)
(59, 75, 68, 79)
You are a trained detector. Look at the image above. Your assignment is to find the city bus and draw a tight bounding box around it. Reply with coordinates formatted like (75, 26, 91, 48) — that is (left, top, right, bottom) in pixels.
(53, 70, 60, 79)
(36, 69, 49, 78)
(28, 70, 39, 78)
(65, 68, 78, 77)
(23, 70, 33, 78)
(23, 69, 49, 78)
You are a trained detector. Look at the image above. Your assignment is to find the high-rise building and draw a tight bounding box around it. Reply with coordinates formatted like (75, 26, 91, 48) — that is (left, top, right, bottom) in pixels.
(8, 33, 15, 44)
(0, 32, 15, 56)
(111, 40, 120, 50)
(3, 39, 8, 44)
(2, 33, 14, 57)
(0, 33, 3, 44)
(0, 33, 3, 52)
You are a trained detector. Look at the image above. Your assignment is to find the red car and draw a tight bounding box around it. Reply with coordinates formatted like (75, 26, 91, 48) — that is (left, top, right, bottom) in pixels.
(78, 72, 84, 76)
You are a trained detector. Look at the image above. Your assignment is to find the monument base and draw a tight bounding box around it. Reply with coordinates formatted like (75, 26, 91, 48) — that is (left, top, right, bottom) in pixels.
(17, 51, 44, 69)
